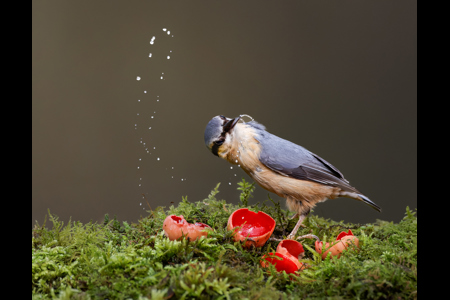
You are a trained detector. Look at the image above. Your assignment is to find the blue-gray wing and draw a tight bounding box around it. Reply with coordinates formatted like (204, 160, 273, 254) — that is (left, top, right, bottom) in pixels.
(254, 129, 359, 193)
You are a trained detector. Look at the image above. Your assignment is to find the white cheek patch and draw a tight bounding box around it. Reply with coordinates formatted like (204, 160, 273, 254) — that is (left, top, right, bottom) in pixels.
(225, 134, 232, 144)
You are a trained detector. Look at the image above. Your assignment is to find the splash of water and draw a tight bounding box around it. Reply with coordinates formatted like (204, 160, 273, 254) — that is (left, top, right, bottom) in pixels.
(134, 27, 194, 209)
(239, 114, 254, 123)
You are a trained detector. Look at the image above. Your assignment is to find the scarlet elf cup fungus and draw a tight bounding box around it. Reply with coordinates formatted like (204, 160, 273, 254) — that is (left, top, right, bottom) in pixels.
(260, 240, 306, 274)
(163, 215, 212, 241)
(315, 229, 360, 259)
(227, 208, 276, 248)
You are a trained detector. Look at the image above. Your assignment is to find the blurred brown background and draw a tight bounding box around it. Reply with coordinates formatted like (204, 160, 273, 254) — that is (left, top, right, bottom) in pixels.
(32, 1, 417, 227)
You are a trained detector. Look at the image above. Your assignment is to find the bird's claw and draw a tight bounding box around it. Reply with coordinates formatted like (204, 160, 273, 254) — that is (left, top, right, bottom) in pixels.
(296, 234, 320, 242)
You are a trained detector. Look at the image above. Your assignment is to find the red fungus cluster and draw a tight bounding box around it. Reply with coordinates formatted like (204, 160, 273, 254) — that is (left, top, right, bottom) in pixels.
(315, 230, 360, 259)
(161, 209, 360, 275)
(260, 239, 307, 274)
(162, 215, 212, 241)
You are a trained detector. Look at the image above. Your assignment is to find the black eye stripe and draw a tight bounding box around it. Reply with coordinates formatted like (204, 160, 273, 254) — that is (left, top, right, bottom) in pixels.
(211, 137, 225, 157)
(211, 143, 220, 157)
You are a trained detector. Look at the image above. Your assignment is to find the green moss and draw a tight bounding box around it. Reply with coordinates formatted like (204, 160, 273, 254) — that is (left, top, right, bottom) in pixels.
(32, 181, 417, 299)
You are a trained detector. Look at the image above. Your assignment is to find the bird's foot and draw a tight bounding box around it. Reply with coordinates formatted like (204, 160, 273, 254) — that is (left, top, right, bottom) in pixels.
(296, 234, 320, 242)
(286, 233, 296, 240)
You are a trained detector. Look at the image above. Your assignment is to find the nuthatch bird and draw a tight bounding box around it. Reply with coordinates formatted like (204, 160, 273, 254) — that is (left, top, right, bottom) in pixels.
(204, 115, 381, 239)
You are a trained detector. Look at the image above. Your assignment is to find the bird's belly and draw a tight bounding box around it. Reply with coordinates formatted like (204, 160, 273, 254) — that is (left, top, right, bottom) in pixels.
(245, 167, 281, 195)
(244, 165, 336, 203)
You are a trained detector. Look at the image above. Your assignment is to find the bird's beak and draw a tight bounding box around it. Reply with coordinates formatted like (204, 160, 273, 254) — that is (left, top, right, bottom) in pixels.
(223, 116, 241, 133)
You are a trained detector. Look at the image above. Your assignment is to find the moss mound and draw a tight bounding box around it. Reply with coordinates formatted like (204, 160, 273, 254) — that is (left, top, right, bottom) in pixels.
(32, 181, 417, 299)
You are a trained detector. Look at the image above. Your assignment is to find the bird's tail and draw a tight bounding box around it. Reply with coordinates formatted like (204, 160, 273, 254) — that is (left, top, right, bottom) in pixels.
(339, 191, 382, 212)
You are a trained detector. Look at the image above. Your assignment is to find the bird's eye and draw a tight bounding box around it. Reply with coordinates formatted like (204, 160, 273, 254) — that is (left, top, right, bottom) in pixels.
(214, 140, 224, 146)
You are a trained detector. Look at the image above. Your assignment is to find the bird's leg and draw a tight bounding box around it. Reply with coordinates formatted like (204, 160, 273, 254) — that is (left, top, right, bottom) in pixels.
(290, 213, 299, 220)
(287, 213, 307, 240)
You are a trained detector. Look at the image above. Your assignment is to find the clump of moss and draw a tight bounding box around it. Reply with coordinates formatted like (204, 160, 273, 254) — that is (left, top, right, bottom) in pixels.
(32, 181, 417, 299)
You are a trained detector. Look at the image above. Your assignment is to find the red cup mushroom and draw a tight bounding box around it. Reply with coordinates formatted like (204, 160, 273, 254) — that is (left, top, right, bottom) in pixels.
(261, 240, 307, 274)
(163, 215, 212, 241)
(227, 208, 276, 248)
(315, 229, 359, 259)
(260, 252, 299, 274)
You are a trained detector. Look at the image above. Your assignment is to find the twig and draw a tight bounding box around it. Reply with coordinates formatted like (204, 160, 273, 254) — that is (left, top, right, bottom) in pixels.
(141, 194, 155, 218)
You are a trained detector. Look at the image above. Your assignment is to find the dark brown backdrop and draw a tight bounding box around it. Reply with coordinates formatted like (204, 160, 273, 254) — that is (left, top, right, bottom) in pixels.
(32, 1, 417, 227)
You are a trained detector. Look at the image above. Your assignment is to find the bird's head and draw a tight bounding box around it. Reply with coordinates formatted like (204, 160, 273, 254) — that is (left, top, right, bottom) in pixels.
(204, 115, 241, 157)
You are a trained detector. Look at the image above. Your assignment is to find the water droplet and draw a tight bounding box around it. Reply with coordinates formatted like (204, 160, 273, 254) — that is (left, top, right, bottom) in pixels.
(170, 50, 172, 53)
(137, 113, 140, 116)
(148, 53, 152, 57)
(235, 160, 238, 163)
(172, 167, 174, 169)
(153, 147, 156, 149)
(139, 178, 142, 180)
(162, 28, 167, 31)
(181, 179, 184, 181)
(136, 76, 141, 81)
(238, 164, 241, 167)
(167, 56, 170, 59)
(138, 184, 141, 187)
(160, 76, 163, 80)
(157, 157, 160, 161)
(234, 174, 237, 176)
(138, 99, 140, 102)
(140, 202, 142, 205)
(167, 30, 171, 35)
(171, 176, 173, 178)
(150, 36, 155, 44)
(148, 127, 151, 129)
(138, 158, 141, 161)
(151, 116, 154, 118)
(137, 166, 140, 169)
(230, 166, 233, 169)
(144, 91, 147, 93)
(229, 182, 231, 185)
